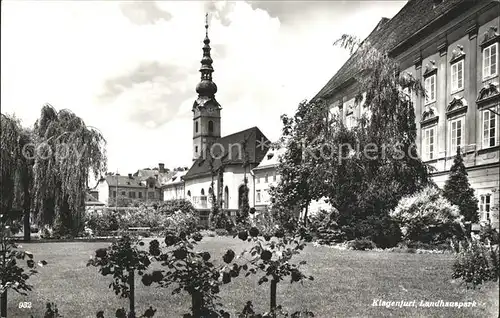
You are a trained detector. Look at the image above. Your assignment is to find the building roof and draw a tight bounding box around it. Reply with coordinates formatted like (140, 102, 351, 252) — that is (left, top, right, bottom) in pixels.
(312, 0, 473, 100)
(86, 193, 98, 202)
(253, 146, 287, 171)
(104, 175, 148, 188)
(85, 193, 105, 206)
(162, 170, 188, 187)
(134, 169, 174, 186)
(184, 126, 270, 180)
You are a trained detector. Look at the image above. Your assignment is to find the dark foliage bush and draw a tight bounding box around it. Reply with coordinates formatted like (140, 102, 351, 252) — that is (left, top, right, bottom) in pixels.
(339, 215, 402, 248)
(347, 238, 376, 251)
(42, 302, 61, 318)
(85, 209, 120, 236)
(479, 223, 499, 245)
(452, 240, 499, 288)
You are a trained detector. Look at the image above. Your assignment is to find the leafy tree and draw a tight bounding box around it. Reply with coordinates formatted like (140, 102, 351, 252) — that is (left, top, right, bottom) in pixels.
(272, 33, 431, 242)
(230, 227, 314, 318)
(146, 231, 231, 317)
(1, 214, 47, 317)
(31, 104, 107, 235)
(271, 101, 332, 226)
(443, 147, 479, 224)
(87, 236, 155, 318)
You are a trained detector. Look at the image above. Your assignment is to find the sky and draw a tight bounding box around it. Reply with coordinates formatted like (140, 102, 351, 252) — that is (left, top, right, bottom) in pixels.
(1, 0, 407, 176)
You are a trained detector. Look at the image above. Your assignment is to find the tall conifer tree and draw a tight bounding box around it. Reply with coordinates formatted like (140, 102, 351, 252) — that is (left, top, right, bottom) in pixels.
(443, 147, 479, 223)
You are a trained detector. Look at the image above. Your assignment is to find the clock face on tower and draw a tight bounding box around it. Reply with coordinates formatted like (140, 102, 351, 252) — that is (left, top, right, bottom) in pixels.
(207, 106, 216, 114)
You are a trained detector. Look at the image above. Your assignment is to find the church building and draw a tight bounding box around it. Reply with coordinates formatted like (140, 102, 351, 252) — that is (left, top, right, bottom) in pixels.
(181, 16, 271, 222)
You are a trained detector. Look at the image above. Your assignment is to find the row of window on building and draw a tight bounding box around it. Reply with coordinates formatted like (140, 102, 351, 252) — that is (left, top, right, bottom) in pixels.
(256, 172, 277, 184)
(112, 190, 156, 200)
(424, 42, 497, 104)
(422, 106, 498, 161)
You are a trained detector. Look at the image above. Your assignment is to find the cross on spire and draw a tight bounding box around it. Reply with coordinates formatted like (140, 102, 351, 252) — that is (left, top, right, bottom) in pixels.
(205, 13, 209, 36)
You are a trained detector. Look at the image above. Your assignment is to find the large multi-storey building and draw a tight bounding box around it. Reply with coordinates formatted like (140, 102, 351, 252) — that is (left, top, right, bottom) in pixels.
(312, 0, 500, 229)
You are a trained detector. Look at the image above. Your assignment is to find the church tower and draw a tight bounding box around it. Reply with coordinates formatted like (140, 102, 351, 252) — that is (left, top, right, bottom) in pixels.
(192, 13, 221, 161)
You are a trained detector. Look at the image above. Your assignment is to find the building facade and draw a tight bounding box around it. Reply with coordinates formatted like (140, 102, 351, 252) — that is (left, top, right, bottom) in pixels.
(162, 170, 187, 201)
(253, 148, 284, 209)
(312, 0, 500, 229)
(95, 174, 162, 205)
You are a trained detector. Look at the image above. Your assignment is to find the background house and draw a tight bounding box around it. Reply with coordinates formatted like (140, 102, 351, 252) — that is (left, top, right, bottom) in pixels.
(162, 169, 188, 201)
(252, 147, 284, 210)
(94, 165, 172, 206)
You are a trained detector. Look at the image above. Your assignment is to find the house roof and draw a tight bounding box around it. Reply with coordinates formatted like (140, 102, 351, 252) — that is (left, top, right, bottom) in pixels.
(253, 146, 286, 171)
(184, 126, 270, 180)
(85, 193, 105, 206)
(134, 169, 174, 186)
(104, 175, 148, 188)
(312, 0, 473, 101)
(162, 170, 188, 187)
(86, 193, 98, 202)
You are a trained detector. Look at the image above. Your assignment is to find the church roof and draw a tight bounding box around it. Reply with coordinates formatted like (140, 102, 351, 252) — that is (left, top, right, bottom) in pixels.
(312, 0, 474, 101)
(184, 126, 270, 180)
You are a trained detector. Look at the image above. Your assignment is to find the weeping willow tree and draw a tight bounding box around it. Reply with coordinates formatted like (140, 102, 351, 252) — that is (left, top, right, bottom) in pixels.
(31, 104, 107, 236)
(0, 114, 32, 234)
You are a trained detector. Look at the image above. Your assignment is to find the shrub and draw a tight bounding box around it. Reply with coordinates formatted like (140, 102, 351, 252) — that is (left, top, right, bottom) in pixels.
(43, 302, 61, 318)
(308, 209, 336, 232)
(479, 223, 499, 245)
(156, 199, 196, 215)
(347, 239, 376, 251)
(85, 205, 199, 236)
(452, 240, 499, 288)
(85, 209, 121, 236)
(119, 207, 171, 233)
(164, 210, 199, 233)
(352, 215, 402, 248)
(214, 228, 229, 236)
(405, 241, 452, 252)
(390, 186, 464, 244)
(250, 208, 280, 236)
(307, 209, 344, 245)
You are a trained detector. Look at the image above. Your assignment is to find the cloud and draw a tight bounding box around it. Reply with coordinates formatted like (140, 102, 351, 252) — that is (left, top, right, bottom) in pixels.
(1, 0, 407, 174)
(119, 1, 172, 25)
(203, 1, 236, 27)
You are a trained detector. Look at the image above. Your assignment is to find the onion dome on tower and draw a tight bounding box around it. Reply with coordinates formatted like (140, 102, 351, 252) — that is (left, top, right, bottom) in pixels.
(193, 13, 221, 109)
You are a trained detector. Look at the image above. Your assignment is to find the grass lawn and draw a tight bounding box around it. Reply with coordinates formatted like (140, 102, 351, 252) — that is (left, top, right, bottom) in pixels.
(6, 236, 499, 318)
